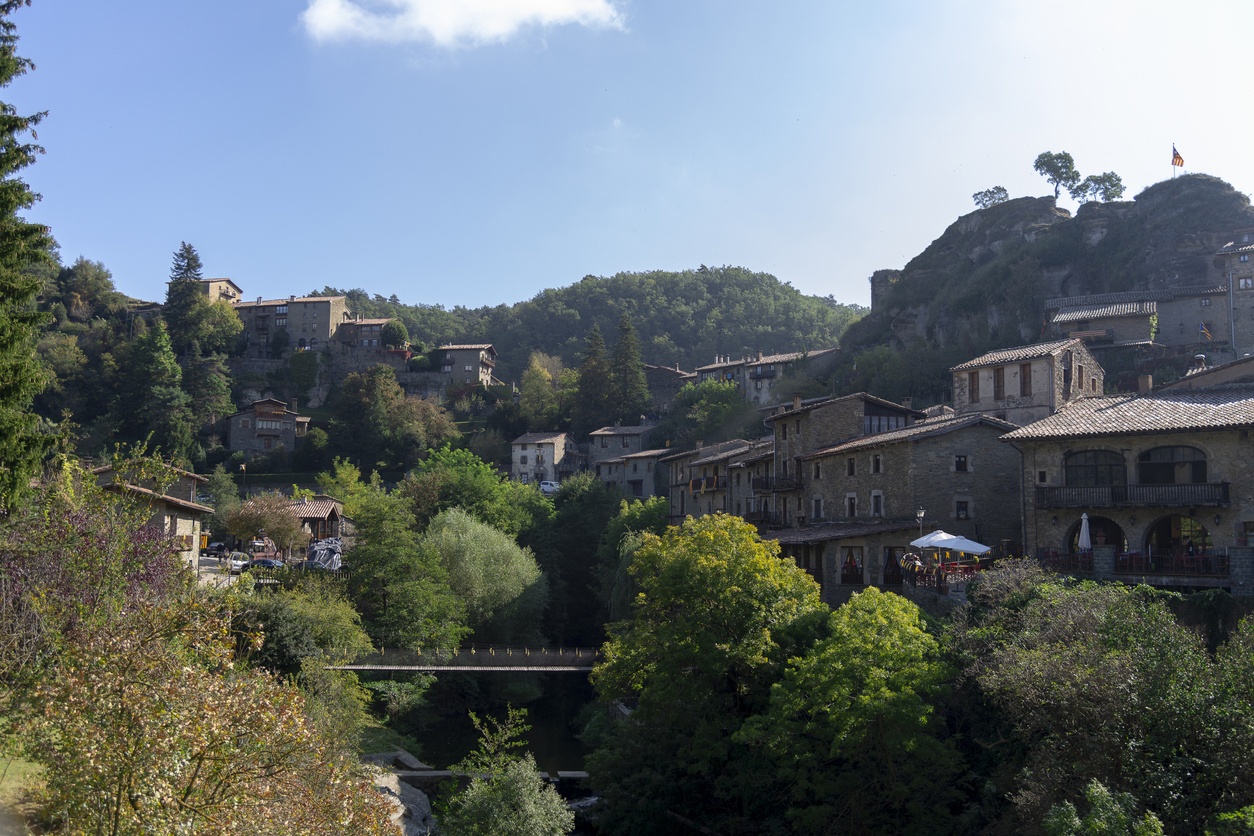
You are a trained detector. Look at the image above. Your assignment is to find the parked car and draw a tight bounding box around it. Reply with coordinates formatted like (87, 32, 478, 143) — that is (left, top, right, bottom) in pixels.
(539, 480, 560, 496)
(226, 552, 250, 575)
(203, 541, 226, 557)
(244, 558, 285, 571)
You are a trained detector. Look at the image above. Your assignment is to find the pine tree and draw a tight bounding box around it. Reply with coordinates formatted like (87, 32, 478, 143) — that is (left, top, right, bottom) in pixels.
(164, 241, 206, 356)
(0, 1, 55, 514)
(169, 241, 203, 281)
(572, 324, 613, 436)
(608, 313, 650, 425)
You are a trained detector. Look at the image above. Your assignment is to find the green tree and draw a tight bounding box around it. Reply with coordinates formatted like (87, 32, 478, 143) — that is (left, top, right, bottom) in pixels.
(381, 318, 408, 348)
(737, 588, 964, 834)
(593, 496, 669, 621)
(0, 1, 55, 514)
(608, 313, 650, 424)
(655, 379, 751, 449)
(345, 480, 469, 651)
(330, 365, 460, 471)
(1043, 779, 1164, 836)
(401, 446, 552, 539)
(57, 256, 124, 321)
(518, 352, 560, 431)
(572, 324, 613, 435)
(588, 515, 827, 835)
(179, 343, 234, 426)
(163, 242, 243, 357)
(223, 491, 305, 555)
(1074, 171, 1126, 203)
(169, 240, 203, 281)
(973, 185, 1009, 209)
(438, 708, 575, 836)
(110, 321, 195, 461)
(1034, 151, 1081, 199)
(420, 508, 548, 646)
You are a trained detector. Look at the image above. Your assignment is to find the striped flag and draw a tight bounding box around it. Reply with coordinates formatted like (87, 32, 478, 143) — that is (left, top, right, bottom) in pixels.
(1200, 322, 1213, 341)
(1172, 145, 1185, 167)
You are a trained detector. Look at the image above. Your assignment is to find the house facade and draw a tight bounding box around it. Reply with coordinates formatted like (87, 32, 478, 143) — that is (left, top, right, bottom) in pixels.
(226, 398, 309, 457)
(198, 278, 243, 304)
(511, 432, 582, 484)
(951, 338, 1103, 424)
(596, 447, 669, 499)
(234, 295, 350, 358)
(588, 425, 655, 470)
(1001, 384, 1254, 595)
(694, 348, 839, 406)
(94, 464, 212, 570)
(437, 344, 497, 387)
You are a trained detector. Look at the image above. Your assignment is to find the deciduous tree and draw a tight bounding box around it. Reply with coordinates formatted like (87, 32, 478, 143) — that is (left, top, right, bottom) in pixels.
(973, 185, 1010, 209)
(1034, 151, 1081, 199)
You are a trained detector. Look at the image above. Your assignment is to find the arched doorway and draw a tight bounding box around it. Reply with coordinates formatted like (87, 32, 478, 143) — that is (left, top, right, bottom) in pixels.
(1064, 515, 1126, 553)
(1145, 515, 1211, 560)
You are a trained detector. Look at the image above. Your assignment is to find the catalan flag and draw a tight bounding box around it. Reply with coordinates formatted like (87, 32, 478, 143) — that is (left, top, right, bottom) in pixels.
(1172, 145, 1185, 167)
(1200, 322, 1213, 341)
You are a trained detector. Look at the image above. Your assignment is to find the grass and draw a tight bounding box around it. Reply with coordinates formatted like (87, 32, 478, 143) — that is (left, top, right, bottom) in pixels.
(0, 756, 43, 829)
(359, 725, 425, 758)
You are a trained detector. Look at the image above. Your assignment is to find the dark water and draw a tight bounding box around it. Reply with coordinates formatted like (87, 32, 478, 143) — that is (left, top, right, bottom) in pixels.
(414, 673, 595, 774)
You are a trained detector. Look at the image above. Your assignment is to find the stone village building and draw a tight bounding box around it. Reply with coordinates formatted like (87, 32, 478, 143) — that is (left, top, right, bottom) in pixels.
(226, 398, 309, 458)
(510, 432, 584, 485)
(94, 464, 212, 570)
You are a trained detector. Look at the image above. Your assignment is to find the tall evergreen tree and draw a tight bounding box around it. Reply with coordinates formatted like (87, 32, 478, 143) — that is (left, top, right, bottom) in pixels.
(608, 313, 650, 425)
(0, 1, 55, 514)
(169, 240, 203, 281)
(110, 322, 195, 461)
(572, 324, 613, 436)
(163, 241, 212, 356)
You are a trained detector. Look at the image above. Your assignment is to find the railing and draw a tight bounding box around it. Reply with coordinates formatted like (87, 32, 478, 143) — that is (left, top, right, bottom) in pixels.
(752, 476, 774, 491)
(1114, 551, 1229, 577)
(1038, 550, 1094, 573)
(1036, 482, 1229, 509)
(744, 510, 783, 527)
(748, 368, 777, 380)
(687, 475, 727, 492)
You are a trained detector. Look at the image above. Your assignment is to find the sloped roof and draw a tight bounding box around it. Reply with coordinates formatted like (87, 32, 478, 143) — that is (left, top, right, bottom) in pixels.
(438, 343, 495, 352)
(694, 347, 836, 373)
(512, 432, 568, 445)
(621, 447, 672, 460)
(803, 413, 1019, 459)
(951, 339, 1081, 371)
(1045, 286, 1226, 309)
(763, 391, 923, 423)
(288, 498, 341, 520)
(1051, 301, 1156, 323)
(590, 425, 654, 436)
(1001, 385, 1254, 440)
(102, 482, 213, 514)
(234, 295, 345, 308)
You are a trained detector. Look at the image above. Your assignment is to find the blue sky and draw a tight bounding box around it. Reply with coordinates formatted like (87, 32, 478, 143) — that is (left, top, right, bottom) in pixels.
(11, 1, 1254, 309)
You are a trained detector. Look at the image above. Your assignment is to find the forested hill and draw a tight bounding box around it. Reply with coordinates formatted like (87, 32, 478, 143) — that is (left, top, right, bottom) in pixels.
(314, 266, 866, 381)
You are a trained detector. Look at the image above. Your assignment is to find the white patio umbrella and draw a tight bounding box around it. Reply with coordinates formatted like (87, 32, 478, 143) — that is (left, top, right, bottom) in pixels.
(1077, 512, 1092, 552)
(910, 530, 992, 555)
(910, 529, 956, 549)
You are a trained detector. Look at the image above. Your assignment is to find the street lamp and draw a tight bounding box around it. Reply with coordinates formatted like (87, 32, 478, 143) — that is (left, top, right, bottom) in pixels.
(916, 507, 925, 540)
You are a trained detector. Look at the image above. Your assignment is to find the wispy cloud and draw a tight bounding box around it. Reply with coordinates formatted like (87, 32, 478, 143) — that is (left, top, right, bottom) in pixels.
(301, 0, 625, 47)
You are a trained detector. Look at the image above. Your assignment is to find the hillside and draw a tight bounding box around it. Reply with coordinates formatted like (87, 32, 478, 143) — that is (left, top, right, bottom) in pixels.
(315, 266, 865, 381)
(828, 174, 1254, 404)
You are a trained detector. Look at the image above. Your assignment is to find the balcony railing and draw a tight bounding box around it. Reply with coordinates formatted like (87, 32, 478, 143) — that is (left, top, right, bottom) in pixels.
(744, 510, 782, 527)
(748, 368, 777, 380)
(687, 476, 727, 492)
(1035, 482, 1229, 509)
(1113, 551, 1229, 577)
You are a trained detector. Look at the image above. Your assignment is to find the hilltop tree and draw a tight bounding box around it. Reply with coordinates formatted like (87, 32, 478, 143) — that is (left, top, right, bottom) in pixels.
(0, 0, 55, 514)
(518, 353, 561, 431)
(329, 365, 459, 471)
(1074, 171, 1126, 204)
(608, 313, 650, 424)
(973, 186, 1009, 209)
(162, 241, 243, 356)
(1034, 151, 1081, 200)
(169, 240, 203, 281)
(381, 318, 408, 349)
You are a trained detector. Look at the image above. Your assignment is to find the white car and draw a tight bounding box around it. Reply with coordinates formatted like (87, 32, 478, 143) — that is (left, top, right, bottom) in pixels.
(226, 552, 250, 575)
(539, 481, 560, 496)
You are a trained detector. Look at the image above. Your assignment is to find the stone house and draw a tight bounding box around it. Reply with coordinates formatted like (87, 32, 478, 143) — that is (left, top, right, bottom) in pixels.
(596, 447, 669, 499)
(234, 294, 350, 358)
(1001, 383, 1254, 595)
(588, 425, 655, 470)
(951, 338, 1103, 425)
(694, 348, 839, 406)
(660, 441, 745, 524)
(511, 432, 582, 484)
(197, 278, 243, 304)
(226, 398, 309, 458)
(1049, 299, 1158, 345)
(437, 344, 498, 388)
(643, 363, 695, 414)
(726, 439, 774, 522)
(764, 393, 924, 529)
(94, 464, 212, 570)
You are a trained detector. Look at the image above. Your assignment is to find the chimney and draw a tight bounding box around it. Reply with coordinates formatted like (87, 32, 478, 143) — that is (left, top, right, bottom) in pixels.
(1138, 374, 1154, 393)
(290, 397, 298, 414)
(792, 393, 802, 411)
(901, 397, 912, 409)
(756, 350, 763, 362)
(695, 440, 703, 449)
(289, 295, 295, 301)
(257, 296, 262, 303)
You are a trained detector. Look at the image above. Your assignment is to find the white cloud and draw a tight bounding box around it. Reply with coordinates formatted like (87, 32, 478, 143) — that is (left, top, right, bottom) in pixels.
(301, 0, 625, 47)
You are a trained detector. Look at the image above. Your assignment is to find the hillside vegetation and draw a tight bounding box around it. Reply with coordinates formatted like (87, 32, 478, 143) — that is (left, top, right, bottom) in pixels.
(314, 265, 865, 381)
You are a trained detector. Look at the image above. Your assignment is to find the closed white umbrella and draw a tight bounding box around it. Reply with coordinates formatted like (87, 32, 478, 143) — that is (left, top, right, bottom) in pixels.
(1077, 513, 1092, 552)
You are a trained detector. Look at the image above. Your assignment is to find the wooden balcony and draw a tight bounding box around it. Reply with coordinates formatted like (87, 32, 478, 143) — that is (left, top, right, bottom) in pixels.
(1035, 482, 1229, 509)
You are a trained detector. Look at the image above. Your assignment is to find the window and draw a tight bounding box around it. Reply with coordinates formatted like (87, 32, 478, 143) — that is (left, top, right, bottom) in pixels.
(1020, 363, 1033, 396)
(1242, 254, 1250, 263)
(813, 498, 823, 519)
(521, 443, 528, 450)
(781, 424, 788, 440)
(275, 317, 287, 328)
(441, 365, 453, 374)
(795, 419, 801, 435)
(846, 495, 857, 518)
(813, 462, 822, 479)
(241, 419, 250, 429)
(600, 438, 608, 448)
(993, 367, 1005, 400)
(1241, 277, 1254, 290)
(520, 473, 529, 483)
(872, 454, 882, 474)
(464, 365, 473, 372)
(633, 462, 638, 473)
(1038, 470, 1047, 483)
(871, 492, 883, 517)
(956, 500, 969, 519)
(968, 371, 980, 403)
(519, 455, 528, 465)
(1077, 365, 1085, 392)
(1064, 450, 1126, 487)
(275, 305, 287, 314)
(1138, 446, 1207, 484)
(622, 438, 630, 448)
(846, 457, 855, 476)
(1201, 298, 1213, 307)
(955, 455, 968, 472)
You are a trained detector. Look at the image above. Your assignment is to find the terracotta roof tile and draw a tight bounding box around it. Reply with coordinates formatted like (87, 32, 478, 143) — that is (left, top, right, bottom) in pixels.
(1001, 386, 1254, 440)
(951, 339, 1080, 371)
